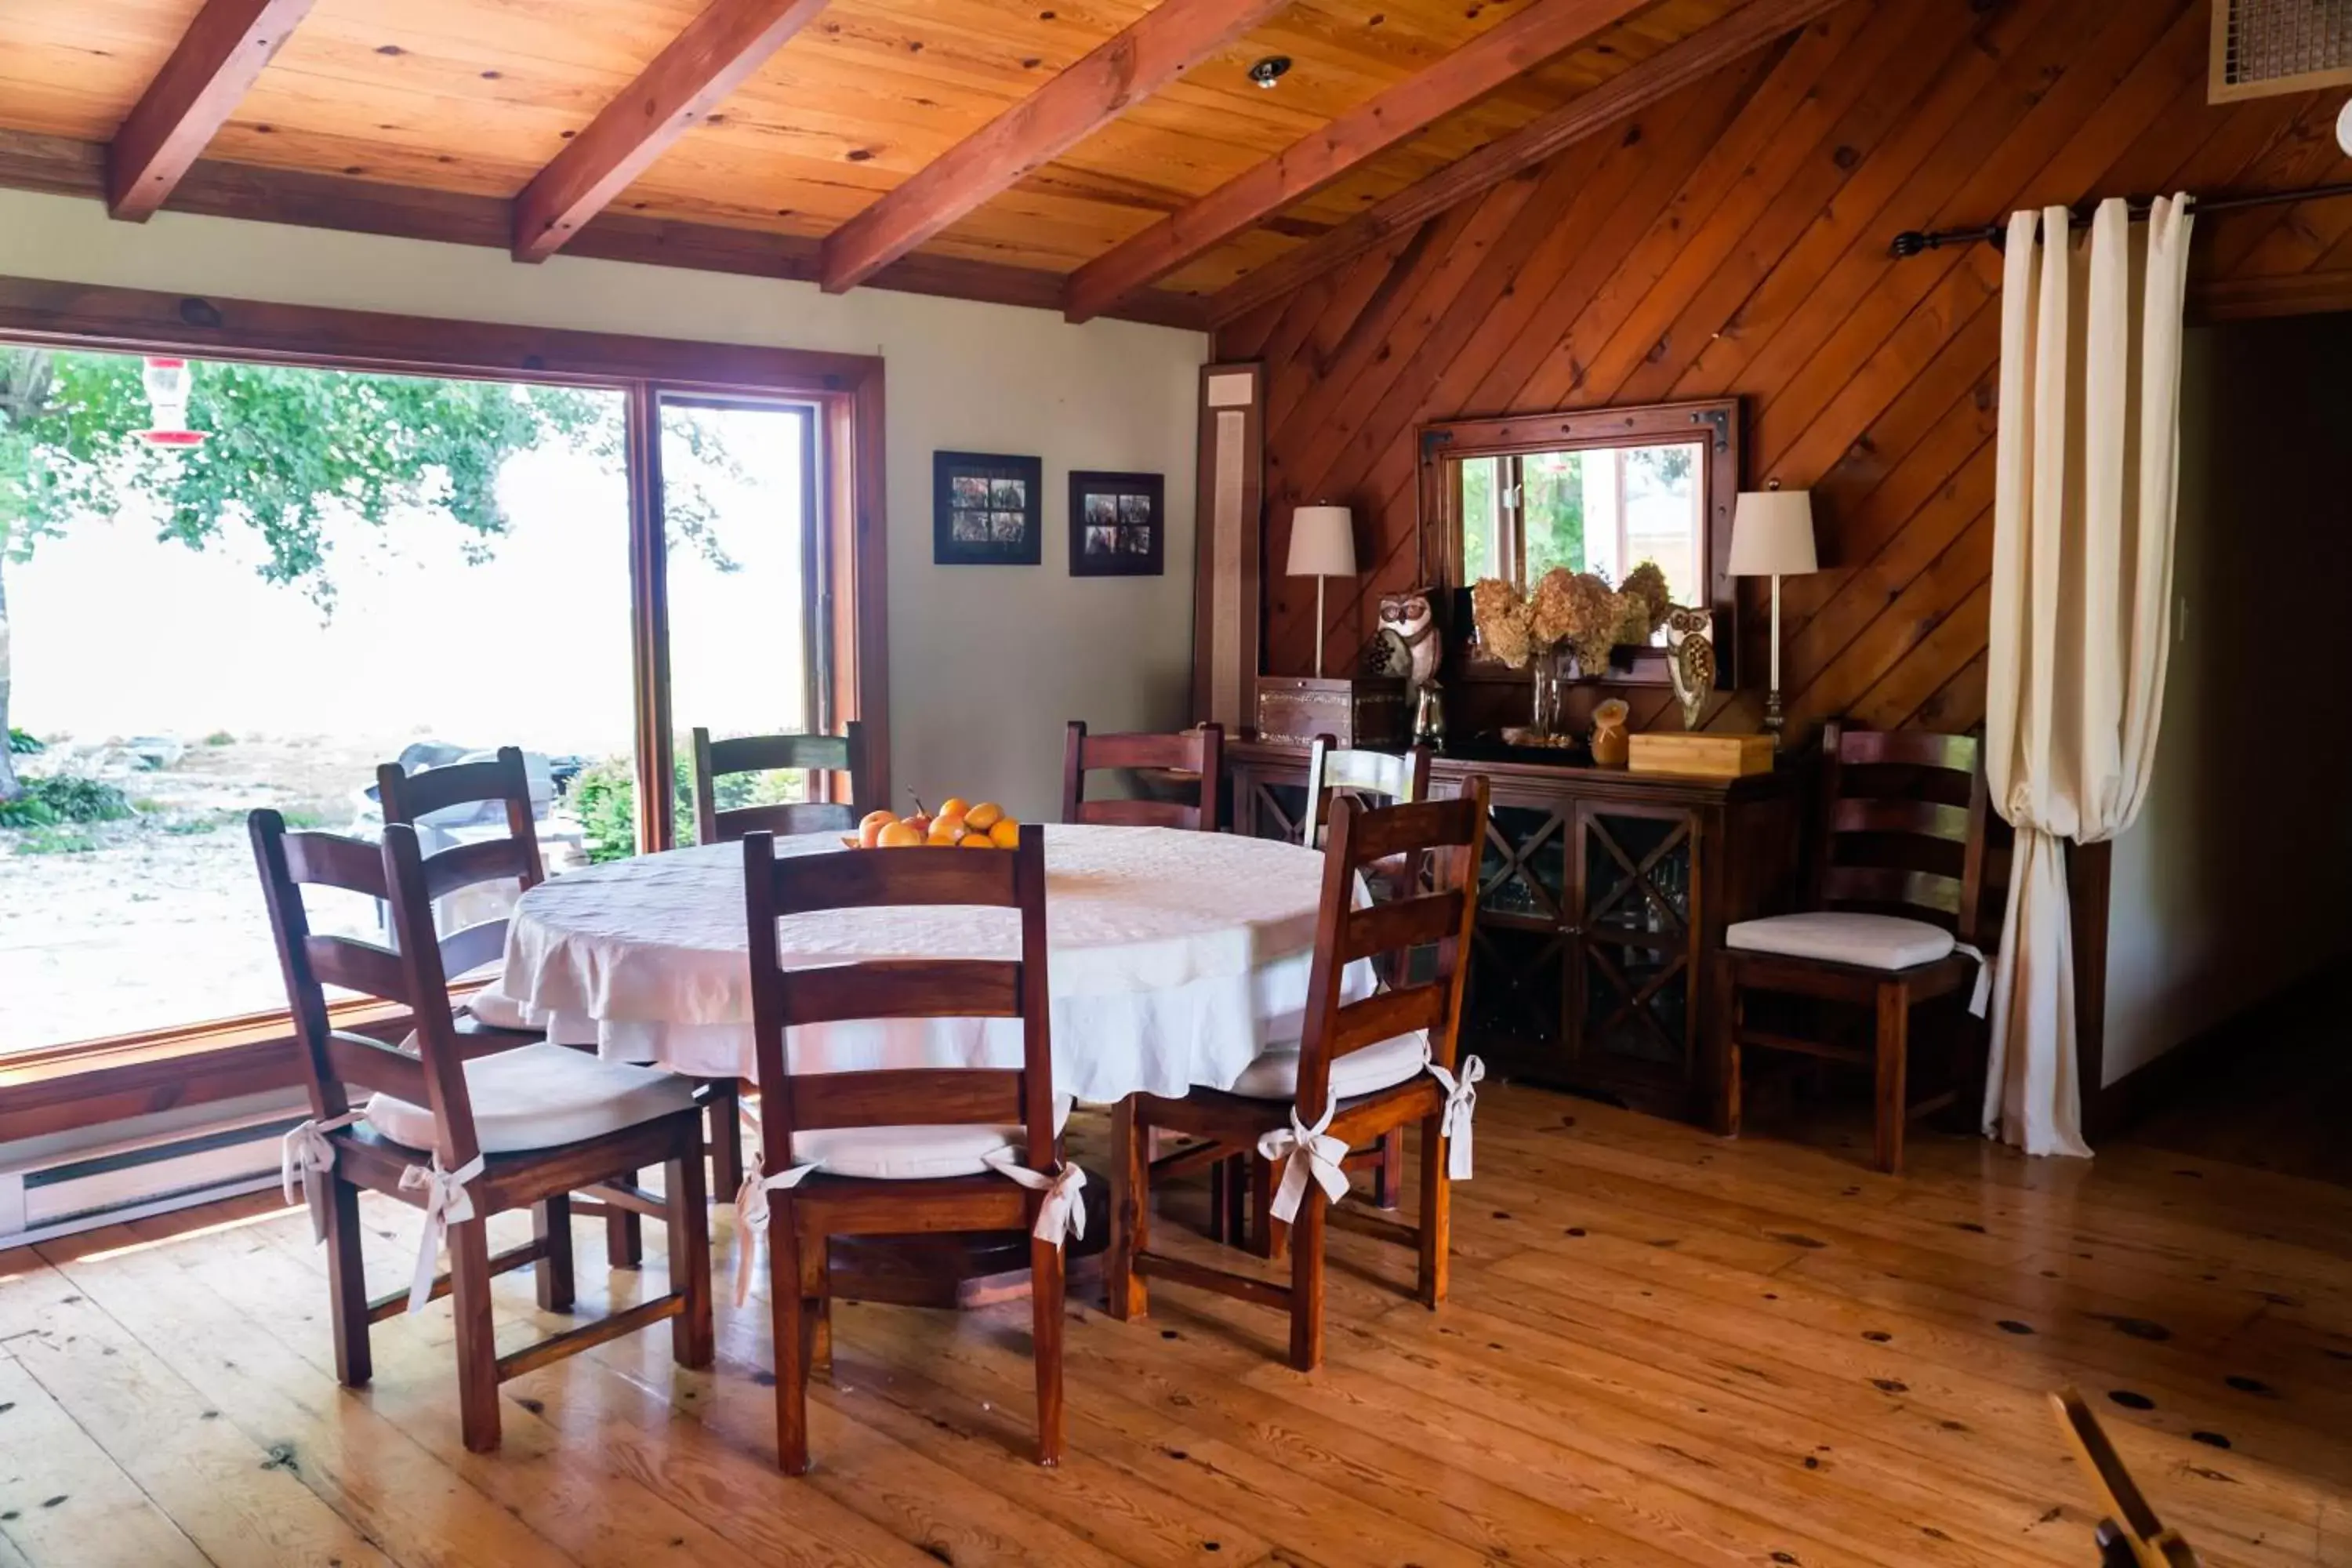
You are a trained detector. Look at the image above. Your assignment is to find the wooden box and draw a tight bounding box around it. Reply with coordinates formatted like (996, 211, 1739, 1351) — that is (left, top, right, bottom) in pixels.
(1628, 731, 1776, 779)
(1254, 677, 1409, 749)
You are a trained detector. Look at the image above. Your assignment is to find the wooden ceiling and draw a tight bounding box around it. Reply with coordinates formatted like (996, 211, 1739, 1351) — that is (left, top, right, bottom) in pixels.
(0, 0, 1766, 325)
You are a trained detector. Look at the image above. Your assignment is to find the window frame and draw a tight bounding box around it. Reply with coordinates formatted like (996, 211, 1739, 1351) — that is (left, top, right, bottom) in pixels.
(1416, 397, 1742, 690)
(0, 273, 888, 1131)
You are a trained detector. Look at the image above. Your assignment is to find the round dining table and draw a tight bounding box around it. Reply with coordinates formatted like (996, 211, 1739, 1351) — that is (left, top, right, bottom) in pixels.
(492, 822, 1370, 1307)
(496, 822, 1372, 1101)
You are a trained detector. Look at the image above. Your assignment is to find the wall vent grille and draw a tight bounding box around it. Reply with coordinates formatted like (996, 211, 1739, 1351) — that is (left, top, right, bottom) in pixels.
(2212, 0, 2352, 101)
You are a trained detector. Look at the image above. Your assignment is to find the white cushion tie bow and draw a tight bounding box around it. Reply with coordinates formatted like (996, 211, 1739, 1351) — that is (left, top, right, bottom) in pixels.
(1426, 1054, 1486, 1180)
(280, 1111, 366, 1243)
(397, 1152, 486, 1314)
(1257, 1100, 1350, 1225)
(730, 1160, 820, 1306)
(1955, 942, 1991, 1017)
(983, 1152, 1087, 1248)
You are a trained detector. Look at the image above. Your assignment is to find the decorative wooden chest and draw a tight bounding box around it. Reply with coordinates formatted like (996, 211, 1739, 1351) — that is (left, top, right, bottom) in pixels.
(1253, 677, 1410, 748)
(1628, 731, 1777, 779)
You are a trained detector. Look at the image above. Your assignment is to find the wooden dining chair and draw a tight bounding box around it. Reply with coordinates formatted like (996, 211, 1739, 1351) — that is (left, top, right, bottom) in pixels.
(736, 825, 1076, 1472)
(691, 722, 870, 844)
(1709, 720, 1998, 1174)
(1108, 777, 1490, 1371)
(1061, 720, 1223, 829)
(378, 746, 741, 1251)
(1206, 734, 1435, 1242)
(251, 811, 713, 1454)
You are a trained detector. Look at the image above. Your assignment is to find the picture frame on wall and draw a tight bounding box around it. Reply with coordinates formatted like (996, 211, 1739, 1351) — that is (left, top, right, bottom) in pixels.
(935, 451, 1044, 565)
(1069, 470, 1165, 578)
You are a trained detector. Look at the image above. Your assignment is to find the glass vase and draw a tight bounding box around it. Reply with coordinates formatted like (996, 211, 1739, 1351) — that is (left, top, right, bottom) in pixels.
(1528, 655, 1561, 740)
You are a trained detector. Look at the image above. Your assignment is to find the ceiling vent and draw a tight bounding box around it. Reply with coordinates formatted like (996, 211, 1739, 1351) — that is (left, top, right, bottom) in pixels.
(2210, 0, 2352, 101)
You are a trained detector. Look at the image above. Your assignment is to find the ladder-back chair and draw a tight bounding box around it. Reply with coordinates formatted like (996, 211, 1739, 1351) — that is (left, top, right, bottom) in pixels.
(378, 746, 742, 1248)
(1109, 778, 1490, 1371)
(1710, 720, 1999, 1174)
(252, 811, 713, 1454)
(1061, 720, 1223, 829)
(736, 826, 1076, 1472)
(691, 721, 871, 844)
(1207, 735, 1434, 1242)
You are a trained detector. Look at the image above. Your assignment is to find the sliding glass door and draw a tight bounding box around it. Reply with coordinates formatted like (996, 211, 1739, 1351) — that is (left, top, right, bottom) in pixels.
(655, 394, 825, 844)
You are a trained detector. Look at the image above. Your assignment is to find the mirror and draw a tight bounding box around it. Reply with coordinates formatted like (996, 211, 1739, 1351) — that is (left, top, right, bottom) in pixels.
(1420, 398, 1740, 686)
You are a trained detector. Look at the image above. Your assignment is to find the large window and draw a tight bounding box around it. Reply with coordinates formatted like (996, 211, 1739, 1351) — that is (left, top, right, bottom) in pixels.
(0, 339, 854, 1059)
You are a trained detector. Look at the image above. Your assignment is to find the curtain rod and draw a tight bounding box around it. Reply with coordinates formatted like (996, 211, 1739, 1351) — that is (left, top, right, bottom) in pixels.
(1888, 181, 2352, 257)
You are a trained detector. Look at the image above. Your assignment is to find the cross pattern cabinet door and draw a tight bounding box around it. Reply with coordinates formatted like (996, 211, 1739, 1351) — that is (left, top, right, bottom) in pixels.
(1236, 768, 1309, 844)
(1572, 802, 1701, 1087)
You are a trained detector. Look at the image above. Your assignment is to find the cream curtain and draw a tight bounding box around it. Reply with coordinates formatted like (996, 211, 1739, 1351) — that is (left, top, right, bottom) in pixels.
(1982, 195, 2193, 1157)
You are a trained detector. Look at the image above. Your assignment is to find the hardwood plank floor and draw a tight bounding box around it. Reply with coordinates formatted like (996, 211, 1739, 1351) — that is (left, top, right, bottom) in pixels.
(2, 1083, 2344, 1567)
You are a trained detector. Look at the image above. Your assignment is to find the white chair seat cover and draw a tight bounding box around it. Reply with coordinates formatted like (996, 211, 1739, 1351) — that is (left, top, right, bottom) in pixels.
(362, 1042, 695, 1155)
(1225, 1029, 1431, 1101)
(1726, 911, 1956, 971)
(782, 1097, 1074, 1181)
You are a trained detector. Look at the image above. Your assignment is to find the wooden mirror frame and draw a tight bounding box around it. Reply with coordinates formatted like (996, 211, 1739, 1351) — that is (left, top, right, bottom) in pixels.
(1416, 397, 1742, 690)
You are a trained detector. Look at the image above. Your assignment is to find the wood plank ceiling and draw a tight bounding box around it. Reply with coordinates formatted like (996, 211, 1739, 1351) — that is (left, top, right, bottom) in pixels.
(0, 0, 1766, 324)
(1221, 0, 2352, 735)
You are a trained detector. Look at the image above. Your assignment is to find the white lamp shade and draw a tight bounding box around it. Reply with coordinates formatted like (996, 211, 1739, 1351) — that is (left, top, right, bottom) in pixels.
(1729, 488, 1817, 576)
(2338, 96, 2352, 157)
(1287, 504, 1357, 578)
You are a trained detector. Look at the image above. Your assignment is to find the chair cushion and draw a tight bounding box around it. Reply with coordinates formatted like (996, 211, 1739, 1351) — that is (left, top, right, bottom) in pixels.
(462, 982, 533, 1032)
(1225, 1029, 1432, 1102)
(788, 1098, 1075, 1181)
(1726, 912, 1956, 972)
(362, 1042, 697, 1156)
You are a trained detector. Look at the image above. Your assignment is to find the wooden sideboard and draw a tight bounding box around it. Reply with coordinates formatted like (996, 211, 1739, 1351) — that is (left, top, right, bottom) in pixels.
(1225, 740, 1802, 1123)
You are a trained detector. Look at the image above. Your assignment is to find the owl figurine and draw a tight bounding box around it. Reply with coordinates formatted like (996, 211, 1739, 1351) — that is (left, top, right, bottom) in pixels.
(1369, 590, 1441, 693)
(1664, 607, 1715, 731)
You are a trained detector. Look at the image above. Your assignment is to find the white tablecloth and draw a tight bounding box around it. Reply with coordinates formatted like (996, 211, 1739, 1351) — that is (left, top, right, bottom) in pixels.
(495, 825, 1374, 1103)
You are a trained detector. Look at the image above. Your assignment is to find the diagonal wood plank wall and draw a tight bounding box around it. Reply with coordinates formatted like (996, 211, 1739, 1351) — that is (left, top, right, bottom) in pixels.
(1220, 0, 2352, 736)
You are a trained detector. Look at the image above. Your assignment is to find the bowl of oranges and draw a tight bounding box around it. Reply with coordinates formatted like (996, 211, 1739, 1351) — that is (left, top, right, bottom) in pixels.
(845, 795, 1022, 851)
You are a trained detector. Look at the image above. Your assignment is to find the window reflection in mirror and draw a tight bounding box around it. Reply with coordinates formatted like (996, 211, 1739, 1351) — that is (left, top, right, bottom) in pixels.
(1458, 440, 1706, 644)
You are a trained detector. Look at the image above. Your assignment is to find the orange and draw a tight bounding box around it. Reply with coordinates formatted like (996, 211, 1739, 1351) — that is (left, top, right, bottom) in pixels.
(959, 832, 996, 849)
(927, 818, 964, 845)
(964, 801, 1004, 831)
(938, 796, 971, 820)
(988, 817, 1021, 849)
(877, 821, 923, 849)
(858, 809, 896, 849)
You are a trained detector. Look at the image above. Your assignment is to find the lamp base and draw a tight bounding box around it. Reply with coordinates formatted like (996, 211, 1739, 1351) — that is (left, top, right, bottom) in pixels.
(1764, 688, 1786, 749)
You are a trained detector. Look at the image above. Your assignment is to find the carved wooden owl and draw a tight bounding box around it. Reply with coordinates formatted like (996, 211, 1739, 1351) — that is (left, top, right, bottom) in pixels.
(1664, 607, 1715, 731)
(1374, 590, 1440, 690)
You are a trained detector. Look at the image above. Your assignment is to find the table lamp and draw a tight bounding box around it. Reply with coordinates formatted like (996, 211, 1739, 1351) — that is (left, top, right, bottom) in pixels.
(1287, 504, 1356, 679)
(1729, 482, 1817, 745)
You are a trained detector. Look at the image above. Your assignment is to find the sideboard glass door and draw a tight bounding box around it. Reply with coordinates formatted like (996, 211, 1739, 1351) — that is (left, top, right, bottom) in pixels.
(1571, 803, 1699, 1098)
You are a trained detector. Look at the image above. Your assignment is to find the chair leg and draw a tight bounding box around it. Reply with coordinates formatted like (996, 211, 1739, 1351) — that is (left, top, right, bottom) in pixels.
(1369, 1128, 1403, 1210)
(1875, 981, 1911, 1176)
(1417, 1112, 1450, 1309)
(1207, 1153, 1240, 1246)
(1107, 1097, 1149, 1321)
(666, 1150, 714, 1370)
(534, 1192, 575, 1313)
(324, 1177, 372, 1388)
(798, 1234, 833, 1373)
(1287, 1181, 1327, 1374)
(1254, 1155, 1286, 1261)
(768, 1212, 810, 1474)
(448, 1216, 502, 1454)
(606, 1171, 644, 1270)
(704, 1078, 744, 1200)
(1711, 960, 1744, 1138)
(1029, 1235, 1065, 1467)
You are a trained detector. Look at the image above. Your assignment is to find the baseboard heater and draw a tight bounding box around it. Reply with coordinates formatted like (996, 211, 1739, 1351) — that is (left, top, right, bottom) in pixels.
(0, 1109, 301, 1250)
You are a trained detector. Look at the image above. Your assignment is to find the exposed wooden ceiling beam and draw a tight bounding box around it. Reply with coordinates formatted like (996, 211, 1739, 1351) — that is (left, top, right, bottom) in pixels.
(106, 0, 318, 222)
(512, 0, 832, 263)
(818, 0, 1290, 294)
(1061, 0, 1661, 322)
(1206, 0, 1851, 325)
(0, 129, 1210, 331)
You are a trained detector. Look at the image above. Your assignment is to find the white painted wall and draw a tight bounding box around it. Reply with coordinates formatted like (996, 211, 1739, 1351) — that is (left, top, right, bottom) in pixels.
(0, 187, 1207, 823)
(2100, 315, 2352, 1084)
